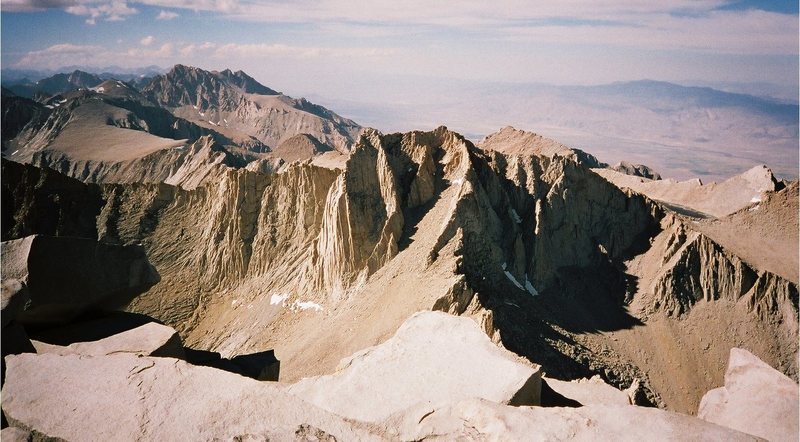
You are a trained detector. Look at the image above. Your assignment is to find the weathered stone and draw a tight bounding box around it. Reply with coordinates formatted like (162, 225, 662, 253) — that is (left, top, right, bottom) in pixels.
(288, 311, 541, 422)
(1, 279, 29, 327)
(31, 322, 184, 359)
(698, 348, 799, 441)
(2, 353, 382, 441)
(543, 375, 631, 406)
(1, 235, 159, 325)
(0, 426, 32, 442)
(388, 398, 761, 441)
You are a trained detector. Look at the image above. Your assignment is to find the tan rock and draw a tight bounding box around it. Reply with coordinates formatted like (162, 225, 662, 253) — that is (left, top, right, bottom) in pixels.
(0, 426, 32, 442)
(543, 375, 631, 406)
(2, 353, 382, 441)
(389, 398, 762, 441)
(31, 322, 184, 358)
(288, 311, 541, 422)
(1, 235, 160, 325)
(1, 279, 29, 327)
(698, 348, 799, 442)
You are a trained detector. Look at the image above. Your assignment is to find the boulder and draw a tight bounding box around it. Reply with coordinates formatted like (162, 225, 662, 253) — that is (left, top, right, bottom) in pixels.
(698, 348, 799, 441)
(542, 375, 631, 406)
(388, 398, 761, 441)
(1, 279, 29, 327)
(288, 311, 542, 422)
(1, 235, 159, 325)
(0, 426, 32, 442)
(2, 353, 382, 441)
(31, 322, 184, 359)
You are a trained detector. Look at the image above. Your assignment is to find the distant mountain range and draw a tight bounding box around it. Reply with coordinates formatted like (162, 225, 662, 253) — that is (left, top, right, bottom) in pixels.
(1, 64, 363, 189)
(319, 76, 798, 181)
(2, 66, 797, 181)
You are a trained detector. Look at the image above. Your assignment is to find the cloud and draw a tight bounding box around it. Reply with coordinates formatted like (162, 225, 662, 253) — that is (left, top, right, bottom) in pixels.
(65, 1, 137, 24)
(156, 9, 178, 20)
(13, 40, 393, 71)
(1, 0, 75, 12)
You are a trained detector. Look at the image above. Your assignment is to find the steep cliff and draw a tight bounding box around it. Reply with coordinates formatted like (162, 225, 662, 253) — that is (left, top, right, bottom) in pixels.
(1, 125, 795, 414)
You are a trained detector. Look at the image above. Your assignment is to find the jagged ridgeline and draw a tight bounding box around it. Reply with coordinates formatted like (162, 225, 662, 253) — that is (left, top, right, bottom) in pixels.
(2, 65, 362, 189)
(3, 125, 796, 414)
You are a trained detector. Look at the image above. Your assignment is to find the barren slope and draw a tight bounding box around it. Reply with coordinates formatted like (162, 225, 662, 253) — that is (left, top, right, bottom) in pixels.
(2, 126, 795, 416)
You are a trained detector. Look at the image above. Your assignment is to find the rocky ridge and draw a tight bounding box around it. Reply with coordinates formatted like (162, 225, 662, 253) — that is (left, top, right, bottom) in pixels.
(1, 305, 779, 440)
(1, 124, 795, 414)
(143, 64, 362, 152)
(2, 65, 365, 190)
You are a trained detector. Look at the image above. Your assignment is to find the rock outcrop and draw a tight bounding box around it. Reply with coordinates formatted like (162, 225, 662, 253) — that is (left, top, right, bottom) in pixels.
(698, 348, 799, 441)
(2, 353, 382, 441)
(594, 164, 782, 218)
(387, 398, 761, 441)
(542, 375, 631, 406)
(610, 160, 662, 180)
(143, 64, 362, 153)
(1, 235, 159, 325)
(31, 321, 184, 359)
(1, 125, 796, 415)
(288, 311, 542, 422)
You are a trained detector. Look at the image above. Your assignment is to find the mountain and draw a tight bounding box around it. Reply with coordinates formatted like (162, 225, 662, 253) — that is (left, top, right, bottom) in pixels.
(3, 126, 795, 417)
(142, 64, 362, 152)
(4, 70, 103, 99)
(1, 66, 797, 440)
(2, 78, 268, 189)
(1, 65, 366, 189)
(334, 77, 799, 181)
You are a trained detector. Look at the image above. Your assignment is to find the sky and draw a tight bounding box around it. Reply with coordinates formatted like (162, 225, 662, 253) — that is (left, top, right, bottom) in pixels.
(1, 1, 798, 104)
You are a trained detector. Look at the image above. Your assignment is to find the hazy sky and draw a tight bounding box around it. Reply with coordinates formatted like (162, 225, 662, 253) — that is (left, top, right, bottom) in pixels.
(2, 0, 798, 102)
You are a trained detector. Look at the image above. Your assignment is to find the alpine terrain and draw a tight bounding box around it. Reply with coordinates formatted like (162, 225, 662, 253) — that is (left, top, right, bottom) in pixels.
(1, 65, 797, 441)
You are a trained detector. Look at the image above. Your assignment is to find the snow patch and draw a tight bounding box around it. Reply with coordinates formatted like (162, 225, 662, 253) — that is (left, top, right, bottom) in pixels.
(524, 275, 539, 296)
(192, 105, 198, 110)
(748, 205, 760, 212)
(452, 178, 463, 186)
(501, 262, 507, 270)
(503, 270, 524, 290)
(44, 105, 54, 109)
(291, 300, 323, 312)
(199, 112, 205, 117)
(270, 293, 289, 306)
(509, 208, 522, 224)
(91, 86, 105, 93)
(11, 150, 19, 155)
(750, 196, 761, 203)
(231, 299, 239, 307)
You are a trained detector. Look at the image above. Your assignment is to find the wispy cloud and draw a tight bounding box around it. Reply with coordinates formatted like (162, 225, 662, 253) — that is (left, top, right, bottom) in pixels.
(13, 41, 394, 70)
(155, 9, 178, 20)
(65, 0, 138, 24)
(1, 0, 76, 13)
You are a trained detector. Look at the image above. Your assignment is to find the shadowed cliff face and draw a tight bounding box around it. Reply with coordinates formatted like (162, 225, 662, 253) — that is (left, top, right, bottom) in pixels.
(1, 125, 796, 413)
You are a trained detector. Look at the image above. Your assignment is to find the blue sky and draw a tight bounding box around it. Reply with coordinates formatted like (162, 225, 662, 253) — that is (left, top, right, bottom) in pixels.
(1, 0, 798, 102)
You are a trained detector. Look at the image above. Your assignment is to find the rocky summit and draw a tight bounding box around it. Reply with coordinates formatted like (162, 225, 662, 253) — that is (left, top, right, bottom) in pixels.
(1, 64, 797, 441)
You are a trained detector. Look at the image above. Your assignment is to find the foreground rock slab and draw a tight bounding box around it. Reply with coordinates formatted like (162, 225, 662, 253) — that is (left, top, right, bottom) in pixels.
(388, 398, 762, 441)
(288, 311, 542, 422)
(698, 348, 799, 441)
(2, 353, 382, 441)
(32, 322, 184, 358)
